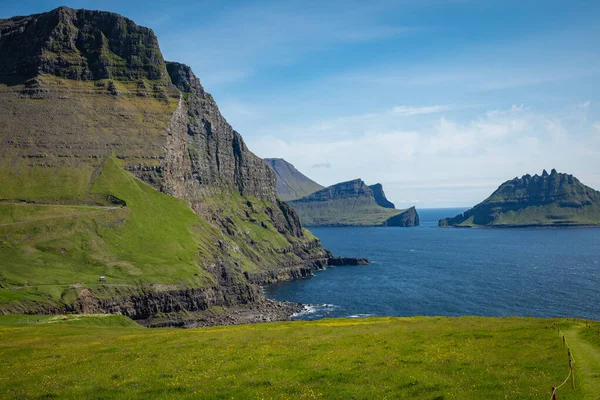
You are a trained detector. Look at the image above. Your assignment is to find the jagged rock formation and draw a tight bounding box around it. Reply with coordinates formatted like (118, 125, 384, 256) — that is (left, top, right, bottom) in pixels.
(0, 7, 354, 325)
(264, 158, 324, 201)
(439, 169, 600, 227)
(289, 179, 419, 227)
(369, 183, 395, 208)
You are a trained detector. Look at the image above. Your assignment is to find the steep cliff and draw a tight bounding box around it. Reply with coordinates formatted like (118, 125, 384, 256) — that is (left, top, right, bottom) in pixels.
(369, 183, 395, 208)
(0, 7, 334, 324)
(439, 169, 600, 227)
(289, 179, 419, 227)
(264, 158, 324, 201)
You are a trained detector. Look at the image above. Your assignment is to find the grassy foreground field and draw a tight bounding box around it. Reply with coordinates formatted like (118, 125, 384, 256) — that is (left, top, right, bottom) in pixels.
(1, 316, 598, 399)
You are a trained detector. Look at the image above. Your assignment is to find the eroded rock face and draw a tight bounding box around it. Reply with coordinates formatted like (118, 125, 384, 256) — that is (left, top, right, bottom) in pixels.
(369, 183, 395, 209)
(0, 7, 168, 83)
(164, 61, 278, 203)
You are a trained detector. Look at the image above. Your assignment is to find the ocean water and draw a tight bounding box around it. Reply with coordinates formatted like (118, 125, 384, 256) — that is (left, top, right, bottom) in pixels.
(264, 208, 600, 320)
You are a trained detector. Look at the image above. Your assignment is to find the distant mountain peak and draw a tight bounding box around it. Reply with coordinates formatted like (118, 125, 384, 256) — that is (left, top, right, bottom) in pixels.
(369, 183, 395, 209)
(440, 170, 600, 227)
(263, 158, 324, 201)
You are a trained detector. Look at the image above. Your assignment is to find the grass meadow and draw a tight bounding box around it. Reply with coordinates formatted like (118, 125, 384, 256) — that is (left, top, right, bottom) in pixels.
(1, 315, 598, 399)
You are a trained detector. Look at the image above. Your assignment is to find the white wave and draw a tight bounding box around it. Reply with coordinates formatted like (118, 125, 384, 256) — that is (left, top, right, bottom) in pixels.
(347, 313, 376, 318)
(292, 303, 338, 319)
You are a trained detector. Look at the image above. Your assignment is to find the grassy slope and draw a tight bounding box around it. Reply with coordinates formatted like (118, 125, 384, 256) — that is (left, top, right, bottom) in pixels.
(0, 157, 217, 309)
(0, 157, 320, 310)
(0, 315, 595, 399)
(453, 203, 600, 227)
(290, 196, 405, 226)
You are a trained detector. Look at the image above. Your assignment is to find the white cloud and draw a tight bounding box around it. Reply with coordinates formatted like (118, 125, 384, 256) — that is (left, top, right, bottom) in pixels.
(391, 105, 455, 116)
(249, 104, 600, 208)
(578, 100, 591, 109)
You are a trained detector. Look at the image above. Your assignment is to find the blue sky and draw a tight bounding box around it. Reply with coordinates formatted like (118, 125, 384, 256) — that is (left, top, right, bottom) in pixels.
(2, 0, 599, 207)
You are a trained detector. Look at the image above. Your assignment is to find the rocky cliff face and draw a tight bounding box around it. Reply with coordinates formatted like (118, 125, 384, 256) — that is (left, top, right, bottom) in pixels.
(294, 178, 373, 203)
(0, 7, 336, 325)
(263, 158, 324, 201)
(384, 206, 419, 227)
(369, 183, 395, 208)
(0, 6, 168, 83)
(166, 62, 278, 203)
(289, 179, 419, 227)
(440, 169, 600, 227)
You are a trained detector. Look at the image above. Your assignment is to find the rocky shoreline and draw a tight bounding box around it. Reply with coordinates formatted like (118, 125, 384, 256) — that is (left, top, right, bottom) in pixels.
(1, 257, 369, 328)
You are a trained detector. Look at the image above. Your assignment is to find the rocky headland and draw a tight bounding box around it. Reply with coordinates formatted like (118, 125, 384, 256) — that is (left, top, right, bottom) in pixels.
(289, 179, 419, 227)
(439, 169, 600, 227)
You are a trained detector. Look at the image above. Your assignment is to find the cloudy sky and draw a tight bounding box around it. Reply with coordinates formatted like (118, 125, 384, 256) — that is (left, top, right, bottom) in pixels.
(3, 0, 599, 207)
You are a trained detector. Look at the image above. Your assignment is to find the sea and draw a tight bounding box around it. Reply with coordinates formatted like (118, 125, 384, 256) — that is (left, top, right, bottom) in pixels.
(264, 208, 600, 320)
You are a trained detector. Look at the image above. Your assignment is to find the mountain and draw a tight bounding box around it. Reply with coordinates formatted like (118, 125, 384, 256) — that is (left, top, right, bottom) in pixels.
(264, 158, 324, 201)
(0, 7, 345, 325)
(439, 169, 600, 227)
(289, 179, 419, 227)
(369, 183, 395, 208)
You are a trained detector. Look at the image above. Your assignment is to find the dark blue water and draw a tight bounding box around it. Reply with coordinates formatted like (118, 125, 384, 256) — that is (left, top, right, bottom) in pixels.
(265, 208, 600, 320)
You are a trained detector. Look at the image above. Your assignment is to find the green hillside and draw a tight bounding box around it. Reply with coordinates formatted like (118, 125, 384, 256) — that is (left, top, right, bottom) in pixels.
(291, 196, 406, 226)
(289, 179, 419, 227)
(440, 170, 600, 227)
(0, 7, 331, 321)
(1, 315, 596, 399)
(0, 157, 323, 314)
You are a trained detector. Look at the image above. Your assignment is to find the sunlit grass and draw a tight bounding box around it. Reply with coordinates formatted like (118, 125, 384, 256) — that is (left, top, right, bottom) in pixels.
(0, 316, 593, 399)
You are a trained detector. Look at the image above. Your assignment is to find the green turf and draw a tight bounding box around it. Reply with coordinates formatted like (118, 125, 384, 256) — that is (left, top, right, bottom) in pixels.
(0, 316, 594, 399)
(290, 197, 407, 227)
(0, 156, 325, 311)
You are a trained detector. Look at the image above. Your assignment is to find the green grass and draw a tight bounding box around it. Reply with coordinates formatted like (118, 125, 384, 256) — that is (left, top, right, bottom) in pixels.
(0, 156, 326, 310)
(290, 197, 407, 227)
(0, 203, 108, 225)
(0, 316, 595, 399)
(0, 157, 217, 294)
(449, 203, 600, 227)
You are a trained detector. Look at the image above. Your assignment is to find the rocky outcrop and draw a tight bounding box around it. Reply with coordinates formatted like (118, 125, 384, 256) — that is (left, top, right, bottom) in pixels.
(384, 206, 419, 227)
(369, 183, 395, 208)
(327, 257, 370, 266)
(264, 158, 324, 201)
(439, 169, 600, 227)
(289, 179, 420, 227)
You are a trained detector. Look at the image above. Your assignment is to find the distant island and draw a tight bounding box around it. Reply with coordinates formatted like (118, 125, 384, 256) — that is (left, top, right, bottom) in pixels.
(264, 158, 324, 201)
(439, 169, 600, 227)
(265, 159, 418, 227)
(290, 178, 419, 227)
